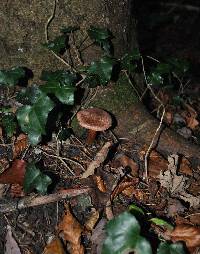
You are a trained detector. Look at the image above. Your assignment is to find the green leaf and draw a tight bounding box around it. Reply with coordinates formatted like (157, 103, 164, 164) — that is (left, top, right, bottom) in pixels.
(157, 242, 186, 254)
(129, 204, 145, 215)
(121, 49, 141, 73)
(87, 26, 113, 55)
(40, 81, 75, 104)
(0, 67, 25, 86)
(16, 85, 42, 105)
(87, 26, 112, 41)
(150, 218, 174, 230)
(86, 56, 116, 85)
(134, 236, 152, 254)
(23, 163, 52, 194)
(60, 26, 79, 34)
(1, 114, 17, 137)
(40, 70, 77, 86)
(155, 63, 171, 74)
(43, 35, 67, 54)
(167, 58, 190, 75)
(16, 88, 54, 145)
(147, 72, 164, 86)
(102, 212, 141, 254)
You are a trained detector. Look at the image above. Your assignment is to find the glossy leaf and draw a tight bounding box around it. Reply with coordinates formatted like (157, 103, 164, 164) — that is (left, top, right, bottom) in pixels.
(43, 35, 67, 54)
(134, 236, 152, 254)
(1, 114, 17, 137)
(150, 218, 174, 230)
(40, 81, 75, 104)
(40, 70, 77, 85)
(121, 49, 141, 73)
(87, 26, 113, 54)
(129, 204, 145, 215)
(155, 63, 171, 74)
(167, 58, 190, 75)
(60, 26, 79, 34)
(16, 88, 54, 145)
(23, 163, 52, 194)
(157, 242, 186, 254)
(86, 56, 116, 85)
(16, 85, 42, 105)
(102, 212, 141, 254)
(0, 67, 25, 86)
(147, 72, 164, 86)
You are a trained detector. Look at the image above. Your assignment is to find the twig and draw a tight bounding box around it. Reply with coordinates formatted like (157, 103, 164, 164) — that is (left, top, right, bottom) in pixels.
(141, 56, 165, 181)
(41, 150, 85, 173)
(0, 187, 91, 213)
(159, 2, 200, 12)
(45, 0, 57, 42)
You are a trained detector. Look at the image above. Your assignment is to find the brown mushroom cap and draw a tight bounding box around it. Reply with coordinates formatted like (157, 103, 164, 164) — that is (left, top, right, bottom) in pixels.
(77, 108, 112, 131)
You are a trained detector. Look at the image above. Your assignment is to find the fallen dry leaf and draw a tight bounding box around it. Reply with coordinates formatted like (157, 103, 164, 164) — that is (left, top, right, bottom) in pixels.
(159, 155, 200, 208)
(58, 204, 84, 254)
(179, 157, 193, 176)
(43, 237, 65, 254)
(94, 175, 107, 192)
(81, 141, 112, 178)
(5, 225, 22, 254)
(13, 134, 28, 158)
(139, 147, 168, 178)
(112, 153, 138, 177)
(0, 158, 10, 174)
(91, 219, 107, 254)
(0, 159, 26, 185)
(170, 224, 200, 248)
(10, 184, 25, 198)
(181, 104, 199, 129)
(85, 208, 99, 231)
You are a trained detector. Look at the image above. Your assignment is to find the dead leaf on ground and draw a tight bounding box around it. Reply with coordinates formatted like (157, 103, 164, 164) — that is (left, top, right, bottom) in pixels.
(81, 141, 112, 178)
(111, 177, 139, 201)
(179, 157, 193, 176)
(5, 225, 22, 254)
(0, 159, 26, 185)
(43, 237, 65, 254)
(10, 184, 25, 198)
(58, 204, 84, 254)
(181, 104, 199, 130)
(112, 153, 138, 177)
(159, 155, 200, 208)
(13, 134, 28, 158)
(139, 147, 168, 178)
(0, 158, 10, 174)
(169, 224, 200, 248)
(85, 208, 99, 231)
(93, 175, 107, 192)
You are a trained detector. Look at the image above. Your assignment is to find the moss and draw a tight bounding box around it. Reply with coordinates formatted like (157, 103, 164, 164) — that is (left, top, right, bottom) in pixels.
(90, 74, 139, 115)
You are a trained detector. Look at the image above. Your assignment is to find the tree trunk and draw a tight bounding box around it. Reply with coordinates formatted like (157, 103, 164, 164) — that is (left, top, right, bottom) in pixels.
(0, 0, 137, 81)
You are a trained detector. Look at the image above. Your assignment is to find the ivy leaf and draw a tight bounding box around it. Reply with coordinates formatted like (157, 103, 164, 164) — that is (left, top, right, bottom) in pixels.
(150, 218, 174, 231)
(43, 35, 67, 54)
(134, 236, 152, 254)
(0, 67, 25, 86)
(60, 26, 79, 34)
(147, 72, 164, 86)
(40, 81, 75, 104)
(85, 56, 116, 85)
(157, 242, 186, 254)
(16, 85, 42, 105)
(87, 26, 113, 55)
(102, 212, 141, 254)
(121, 49, 141, 73)
(129, 204, 145, 215)
(23, 163, 52, 194)
(155, 63, 171, 74)
(40, 70, 77, 86)
(167, 58, 190, 75)
(16, 88, 54, 145)
(1, 114, 17, 138)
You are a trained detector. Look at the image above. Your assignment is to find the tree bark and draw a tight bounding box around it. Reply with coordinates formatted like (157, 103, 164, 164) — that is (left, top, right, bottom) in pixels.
(0, 0, 137, 81)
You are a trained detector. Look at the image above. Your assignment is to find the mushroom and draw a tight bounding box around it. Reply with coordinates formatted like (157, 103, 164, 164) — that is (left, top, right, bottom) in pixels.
(77, 108, 112, 144)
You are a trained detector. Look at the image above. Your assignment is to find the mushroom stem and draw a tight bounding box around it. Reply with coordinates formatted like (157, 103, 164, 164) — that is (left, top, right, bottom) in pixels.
(86, 129, 97, 145)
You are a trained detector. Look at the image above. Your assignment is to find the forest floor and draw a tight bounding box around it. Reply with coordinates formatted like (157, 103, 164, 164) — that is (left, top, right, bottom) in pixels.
(0, 1, 200, 254)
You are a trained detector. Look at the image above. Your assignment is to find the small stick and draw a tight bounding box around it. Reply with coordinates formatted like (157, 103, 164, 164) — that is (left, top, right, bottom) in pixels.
(0, 187, 91, 213)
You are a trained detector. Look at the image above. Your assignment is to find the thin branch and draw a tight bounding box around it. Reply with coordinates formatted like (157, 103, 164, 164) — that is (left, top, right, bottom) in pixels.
(0, 187, 91, 213)
(45, 0, 57, 42)
(159, 2, 200, 12)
